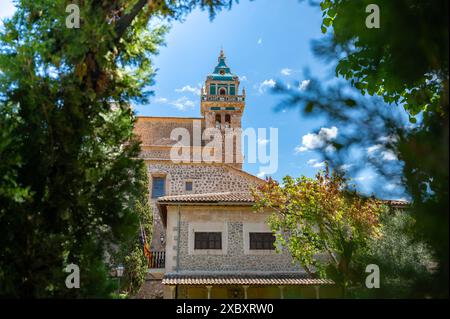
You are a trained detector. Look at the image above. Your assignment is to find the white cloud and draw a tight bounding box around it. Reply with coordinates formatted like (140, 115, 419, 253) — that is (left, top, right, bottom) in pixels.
(257, 38, 263, 45)
(153, 96, 195, 111)
(299, 79, 310, 90)
(325, 145, 336, 153)
(0, 1, 16, 21)
(175, 85, 201, 96)
(353, 174, 374, 181)
(367, 144, 398, 161)
(367, 144, 383, 154)
(258, 79, 276, 94)
(383, 183, 397, 191)
(381, 150, 398, 161)
(295, 126, 338, 153)
(257, 171, 266, 178)
(280, 68, 292, 76)
(170, 97, 195, 110)
(314, 162, 326, 168)
(258, 138, 269, 146)
(340, 164, 354, 171)
(295, 146, 308, 153)
(307, 159, 326, 168)
(154, 97, 168, 103)
(378, 135, 398, 143)
(239, 75, 247, 82)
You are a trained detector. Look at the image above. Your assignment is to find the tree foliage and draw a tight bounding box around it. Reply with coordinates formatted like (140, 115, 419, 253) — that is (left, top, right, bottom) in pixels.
(111, 164, 153, 296)
(253, 166, 384, 292)
(272, 0, 447, 297)
(0, 0, 237, 297)
(319, 0, 448, 297)
(351, 211, 434, 298)
(319, 0, 448, 119)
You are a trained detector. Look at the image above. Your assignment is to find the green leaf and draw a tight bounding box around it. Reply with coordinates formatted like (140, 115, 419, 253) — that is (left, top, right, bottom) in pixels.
(320, 0, 331, 10)
(305, 101, 315, 113)
(344, 99, 356, 107)
(323, 18, 333, 27)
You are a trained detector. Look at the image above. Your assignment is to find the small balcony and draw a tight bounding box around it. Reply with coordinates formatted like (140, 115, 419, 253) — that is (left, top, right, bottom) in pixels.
(201, 94, 245, 102)
(149, 250, 165, 269)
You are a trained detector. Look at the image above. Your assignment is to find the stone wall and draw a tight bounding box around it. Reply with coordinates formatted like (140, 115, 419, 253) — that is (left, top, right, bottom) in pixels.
(146, 161, 263, 251)
(135, 116, 244, 167)
(165, 206, 304, 273)
(134, 117, 204, 146)
(148, 162, 259, 195)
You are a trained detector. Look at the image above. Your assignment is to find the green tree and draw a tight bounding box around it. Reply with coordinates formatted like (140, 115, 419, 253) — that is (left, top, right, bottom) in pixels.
(274, 0, 447, 297)
(319, 0, 448, 118)
(0, 0, 236, 298)
(253, 166, 384, 295)
(319, 0, 448, 297)
(111, 165, 153, 297)
(351, 210, 434, 298)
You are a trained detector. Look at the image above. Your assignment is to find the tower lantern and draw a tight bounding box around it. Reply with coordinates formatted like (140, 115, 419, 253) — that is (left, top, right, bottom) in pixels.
(201, 50, 245, 128)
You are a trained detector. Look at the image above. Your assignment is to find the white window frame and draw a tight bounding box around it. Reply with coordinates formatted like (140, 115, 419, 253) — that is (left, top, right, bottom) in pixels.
(243, 223, 278, 255)
(188, 222, 228, 255)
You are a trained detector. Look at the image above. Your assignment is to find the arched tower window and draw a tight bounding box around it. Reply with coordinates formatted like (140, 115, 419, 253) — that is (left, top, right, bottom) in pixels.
(219, 88, 227, 95)
(215, 114, 221, 128)
(224, 114, 231, 128)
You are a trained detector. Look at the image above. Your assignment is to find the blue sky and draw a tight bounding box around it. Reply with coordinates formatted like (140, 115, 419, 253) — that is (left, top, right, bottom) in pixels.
(0, 0, 406, 199)
(139, 0, 330, 181)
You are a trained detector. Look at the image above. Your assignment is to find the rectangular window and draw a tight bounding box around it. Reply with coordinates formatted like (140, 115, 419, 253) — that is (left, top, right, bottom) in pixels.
(210, 84, 216, 95)
(194, 232, 222, 250)
(249, 232, 275, 250)
(151, 177, 165, 198)
(185, 181, 193, 191)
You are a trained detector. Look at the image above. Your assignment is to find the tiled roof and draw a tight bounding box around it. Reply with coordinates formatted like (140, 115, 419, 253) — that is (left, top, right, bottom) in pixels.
(162, 273, 334, 286)
(383, 199, 410, 209)
(157, 192, 255, 204)
(157, 192, 410, 208)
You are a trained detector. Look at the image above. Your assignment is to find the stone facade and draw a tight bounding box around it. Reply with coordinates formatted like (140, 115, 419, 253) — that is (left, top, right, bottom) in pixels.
(133, 51, 253, 253)
(147, 162, 260, 196)
(133, 51, 319, 299)
(146, 161, 263, 250)
(165, 206, 303, 273)
(135, 116, 205, 147)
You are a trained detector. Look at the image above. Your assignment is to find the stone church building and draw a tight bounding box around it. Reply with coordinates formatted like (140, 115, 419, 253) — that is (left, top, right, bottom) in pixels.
(133, 51, 336, 299)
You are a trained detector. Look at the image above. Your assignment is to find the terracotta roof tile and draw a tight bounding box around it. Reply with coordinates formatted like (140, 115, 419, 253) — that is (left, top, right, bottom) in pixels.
(162, 273, 334, 286)
(157, 192, 255, 204)
(157, 192, 410, 209)
(383, 199, 410, 209)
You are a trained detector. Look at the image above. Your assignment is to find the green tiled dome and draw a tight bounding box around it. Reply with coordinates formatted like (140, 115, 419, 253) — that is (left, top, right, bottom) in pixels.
(208, 49, 237, 81)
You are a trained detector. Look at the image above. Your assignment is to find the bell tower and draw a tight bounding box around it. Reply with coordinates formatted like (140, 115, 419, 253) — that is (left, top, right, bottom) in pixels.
(201, 49, 246, 169)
